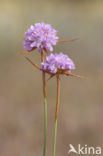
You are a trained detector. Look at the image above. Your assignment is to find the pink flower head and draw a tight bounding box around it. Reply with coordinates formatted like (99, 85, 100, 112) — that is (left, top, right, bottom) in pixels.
(24, 22, 59, 52)
(41, 53, 75, 74)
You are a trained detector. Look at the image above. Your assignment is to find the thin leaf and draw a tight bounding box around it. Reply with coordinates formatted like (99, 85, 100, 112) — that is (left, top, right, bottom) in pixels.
(25, 57, 42, 70)
(47, 74, 55, 81)
(65, 72, 87, 79)
(57, 38, 79, 43)
(17, 47, 37, 56)
(16, 50, 29, 56)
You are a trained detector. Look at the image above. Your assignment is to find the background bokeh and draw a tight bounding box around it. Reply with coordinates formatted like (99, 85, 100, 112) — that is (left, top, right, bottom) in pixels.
(0, 0, 103, 155)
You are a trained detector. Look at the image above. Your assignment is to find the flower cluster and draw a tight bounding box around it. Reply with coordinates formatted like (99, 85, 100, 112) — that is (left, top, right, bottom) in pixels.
(24, 22, 59, 52)
(41, 53, 75, 74)
(23, 22, 85, 156)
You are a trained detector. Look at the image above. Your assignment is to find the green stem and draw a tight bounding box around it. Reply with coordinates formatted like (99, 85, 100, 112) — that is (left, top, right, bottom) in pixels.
(43, 97, 47, 156)
(53, 75, 60, 156)
(41, 52, 47, 156)
(53, 118, 58, 156)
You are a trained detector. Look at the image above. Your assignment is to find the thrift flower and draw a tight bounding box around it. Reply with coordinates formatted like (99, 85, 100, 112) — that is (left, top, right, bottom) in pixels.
(41, 53, 75, 74)
(22, 22, 84, 156)
(24, 22, 59, 52)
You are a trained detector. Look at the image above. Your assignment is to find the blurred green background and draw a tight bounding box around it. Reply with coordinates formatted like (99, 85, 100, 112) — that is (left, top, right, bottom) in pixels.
(0, 0, 103, 155)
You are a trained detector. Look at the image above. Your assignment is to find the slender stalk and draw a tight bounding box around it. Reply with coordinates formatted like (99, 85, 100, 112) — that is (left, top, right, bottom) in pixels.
(53, 74, 61, 156)
(41, 51, 47, 156)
